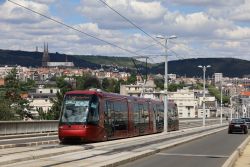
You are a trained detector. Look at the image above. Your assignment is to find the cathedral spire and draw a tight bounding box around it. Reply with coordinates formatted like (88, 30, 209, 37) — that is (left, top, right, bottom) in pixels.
(42, 42, 50, 67)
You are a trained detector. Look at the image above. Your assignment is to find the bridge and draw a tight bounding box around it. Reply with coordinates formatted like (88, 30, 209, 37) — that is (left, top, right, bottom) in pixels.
(0, 118, 248, 167)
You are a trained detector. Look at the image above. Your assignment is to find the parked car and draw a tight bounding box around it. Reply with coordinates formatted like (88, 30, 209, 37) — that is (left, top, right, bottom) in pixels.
(228, 118, 248, 134)
(241, 117, 250, 129)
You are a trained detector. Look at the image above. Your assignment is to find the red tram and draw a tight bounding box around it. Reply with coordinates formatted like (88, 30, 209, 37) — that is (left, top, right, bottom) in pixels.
(58, 90, 179, 142)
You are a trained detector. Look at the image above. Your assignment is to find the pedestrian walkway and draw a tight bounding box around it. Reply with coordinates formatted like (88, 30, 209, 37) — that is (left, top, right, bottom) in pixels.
(234, 140, 250, 167)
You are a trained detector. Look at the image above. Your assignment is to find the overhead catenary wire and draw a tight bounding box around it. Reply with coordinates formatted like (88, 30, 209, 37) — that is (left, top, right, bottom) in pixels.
(98, 0, 166, 49)
(98, 0, 187, 61)
(8, 0, 145, 58)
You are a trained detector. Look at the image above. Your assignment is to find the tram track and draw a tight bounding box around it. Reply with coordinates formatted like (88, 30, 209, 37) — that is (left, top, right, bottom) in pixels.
(0, 119, 228, 149)
(0, 124, 227, 166)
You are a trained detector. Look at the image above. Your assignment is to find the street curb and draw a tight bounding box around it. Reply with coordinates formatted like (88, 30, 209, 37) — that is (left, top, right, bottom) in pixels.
(221, 135, 250, 167)
(0, 132, 57, 140)
(0, 140, 59, 149)
(100, 127, 227, 167)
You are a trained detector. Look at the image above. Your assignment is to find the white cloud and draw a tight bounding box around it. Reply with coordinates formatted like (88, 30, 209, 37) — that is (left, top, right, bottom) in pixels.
(168, 0, 244, 7)
(215, 27, 250, 39)
(78, 0, 166, 29)
(1, 0, 250, 62)
(0, 0, 49, 23)
(207, 1, 250, 22)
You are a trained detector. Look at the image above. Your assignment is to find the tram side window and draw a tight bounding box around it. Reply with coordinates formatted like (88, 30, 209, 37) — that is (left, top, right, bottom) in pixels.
(157, 104, 164, 123)
(88, 95, 99, 124)
(104, 101, 112, 124)
(152, 104, 158, 122)
(138, 104, 144, 124)
(133, 103, 140, 124)
(174, 104, 178, 118)
(168, 105, 178, 118)
(143, 103, 149, 123)
(113, 101, 128, 130)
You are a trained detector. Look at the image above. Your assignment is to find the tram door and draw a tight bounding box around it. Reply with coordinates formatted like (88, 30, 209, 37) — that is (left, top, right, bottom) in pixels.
(154, 104, 164, 132)
(104, 100, 129, 139)
(134, 103, 149, 135)
(104, 100, 115, 139)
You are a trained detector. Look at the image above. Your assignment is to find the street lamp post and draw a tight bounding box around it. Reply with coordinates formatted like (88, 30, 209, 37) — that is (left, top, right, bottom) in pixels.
(230, 95, 237, 121)
(220, 80, 223, 125)
(198, 65, 211, 127)
(157, 35, 177, 132)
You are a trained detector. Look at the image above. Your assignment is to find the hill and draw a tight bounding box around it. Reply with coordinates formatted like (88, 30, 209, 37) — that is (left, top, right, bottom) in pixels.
(0, 49, 145, 70)
(152, 58, 250, 77)
(0, 49, 250, 77)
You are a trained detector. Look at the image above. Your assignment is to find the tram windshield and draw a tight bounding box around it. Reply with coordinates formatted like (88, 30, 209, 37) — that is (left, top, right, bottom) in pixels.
(60, 94, 99, 125)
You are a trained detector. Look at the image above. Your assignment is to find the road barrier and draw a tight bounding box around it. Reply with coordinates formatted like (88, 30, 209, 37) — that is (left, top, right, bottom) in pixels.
(0, 118, 228, 135)
(0, 120, 58, 135)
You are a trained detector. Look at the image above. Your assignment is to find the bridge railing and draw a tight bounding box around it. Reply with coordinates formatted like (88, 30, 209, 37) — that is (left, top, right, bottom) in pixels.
(0, 118, 228, 135)
(0, 120, 58, 135)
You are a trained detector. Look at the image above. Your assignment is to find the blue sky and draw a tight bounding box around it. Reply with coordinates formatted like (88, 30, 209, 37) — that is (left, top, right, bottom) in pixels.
(1, 0, 250, 63)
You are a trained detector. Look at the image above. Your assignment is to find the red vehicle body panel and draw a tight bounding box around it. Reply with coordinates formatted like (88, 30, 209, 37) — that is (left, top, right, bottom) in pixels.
(58, 90, 178, 142)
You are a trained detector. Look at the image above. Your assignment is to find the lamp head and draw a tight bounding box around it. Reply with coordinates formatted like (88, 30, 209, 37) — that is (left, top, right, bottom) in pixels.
(156, 35, 164, 39)
(169, 35, 177, 39)
(156, 35, 177, 40)
(198, 65, 203, 68)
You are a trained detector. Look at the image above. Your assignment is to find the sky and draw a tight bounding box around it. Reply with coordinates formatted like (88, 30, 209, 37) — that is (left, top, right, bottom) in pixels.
(1, 0, 250, 63)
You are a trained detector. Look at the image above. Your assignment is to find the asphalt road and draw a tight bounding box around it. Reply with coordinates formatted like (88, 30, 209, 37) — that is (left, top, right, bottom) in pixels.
(120, 129, 249, 167)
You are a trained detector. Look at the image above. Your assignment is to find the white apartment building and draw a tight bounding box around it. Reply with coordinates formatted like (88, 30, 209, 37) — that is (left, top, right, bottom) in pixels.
(197, 108, 211, 118)
(36, 87, 60, 94)
(0, 65, 29, 80)
(197, 96, 217, 117)
(120, 80, 158, 98)
(214, 73, 223, 84)
(29, 98, 53, 113)
(28, 87, 60, 115)
(168, 88, 198, 118)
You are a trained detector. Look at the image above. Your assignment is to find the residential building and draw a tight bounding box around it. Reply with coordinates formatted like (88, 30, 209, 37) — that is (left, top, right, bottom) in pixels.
(120, 79, 157, 98)
(214, 73, 223, 84)
(168, 88, 198, 118)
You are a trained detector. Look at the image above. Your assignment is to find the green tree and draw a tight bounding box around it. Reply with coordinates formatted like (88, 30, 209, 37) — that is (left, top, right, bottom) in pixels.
(102, 78, 110, 91)
(4, 68, 30, 119)
(102, 78, 119, 92)
(154, 78, 164, 90)
(0, 100, 15, 120)
(168, 83, 185, 92)
(126, 73, 137, 84)
(37, 107, 49, 120)
(83, 76, 101, 89)
(114, 79, 125, 93)
(208, 85, 229, 104)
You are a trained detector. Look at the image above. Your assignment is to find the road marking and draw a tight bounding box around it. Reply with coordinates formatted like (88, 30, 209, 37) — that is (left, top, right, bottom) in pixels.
(157, 152, 229, 158)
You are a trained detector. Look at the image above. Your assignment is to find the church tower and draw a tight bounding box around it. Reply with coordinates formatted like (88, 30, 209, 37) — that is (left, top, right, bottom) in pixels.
(42, 42, 50, 67)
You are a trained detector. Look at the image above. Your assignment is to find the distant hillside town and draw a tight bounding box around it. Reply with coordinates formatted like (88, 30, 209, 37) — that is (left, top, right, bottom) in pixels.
(1, 59, 250, 121)
(1, 45, 250, 121)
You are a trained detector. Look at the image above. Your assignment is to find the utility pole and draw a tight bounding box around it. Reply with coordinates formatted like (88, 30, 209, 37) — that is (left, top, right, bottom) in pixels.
(157, 35, 177, 132)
